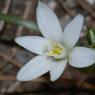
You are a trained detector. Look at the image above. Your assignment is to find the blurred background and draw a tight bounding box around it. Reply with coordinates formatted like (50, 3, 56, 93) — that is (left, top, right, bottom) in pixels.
(0, 0, 95, 95)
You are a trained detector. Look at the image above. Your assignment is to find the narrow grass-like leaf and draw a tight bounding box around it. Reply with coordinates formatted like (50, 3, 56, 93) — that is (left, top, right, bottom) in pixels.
(0, 12, 39, 31)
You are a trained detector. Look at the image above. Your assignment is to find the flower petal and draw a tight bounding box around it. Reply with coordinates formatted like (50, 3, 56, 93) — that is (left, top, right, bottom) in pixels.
(68, 47, 95, 68)
(50, 59, 67, 81)
(15, 36, 49, 55)
(37, 1, 62, 42)
(62, 15, 84, 49)
(17, 56, 50, 81)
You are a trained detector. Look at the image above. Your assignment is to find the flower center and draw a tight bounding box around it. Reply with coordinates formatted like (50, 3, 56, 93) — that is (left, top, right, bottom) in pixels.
(44, 42, 66, 59)
(48, 44, 63, 56)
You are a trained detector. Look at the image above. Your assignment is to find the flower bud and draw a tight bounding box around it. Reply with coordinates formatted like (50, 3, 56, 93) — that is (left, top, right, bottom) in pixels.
(87, 28, 95, 48)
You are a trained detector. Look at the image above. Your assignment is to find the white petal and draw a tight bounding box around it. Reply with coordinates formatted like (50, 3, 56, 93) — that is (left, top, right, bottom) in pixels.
(17, 56, 50, 81)
(50, 59, 67, 81)
(87, 0, 95, 5)
(62, 15, 84, 49)
(68, 47, 95, 68)
(37, 1, 62, 42)
(15, 36, 49, 55)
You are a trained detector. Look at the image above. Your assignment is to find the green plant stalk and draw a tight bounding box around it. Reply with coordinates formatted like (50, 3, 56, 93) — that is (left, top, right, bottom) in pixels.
(0, 12, 39, 31)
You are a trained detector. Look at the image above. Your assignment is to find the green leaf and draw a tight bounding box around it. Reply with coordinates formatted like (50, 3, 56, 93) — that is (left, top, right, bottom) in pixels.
(0, 12, 39, 31)
(87, 28, 95, 47)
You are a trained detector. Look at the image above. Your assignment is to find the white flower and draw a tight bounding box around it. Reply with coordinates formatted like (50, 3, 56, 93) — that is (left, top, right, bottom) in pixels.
(15, 1, 95, 81)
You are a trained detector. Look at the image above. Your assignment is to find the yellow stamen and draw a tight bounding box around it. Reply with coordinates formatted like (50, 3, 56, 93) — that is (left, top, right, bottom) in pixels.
(48, 44, 63, 56)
